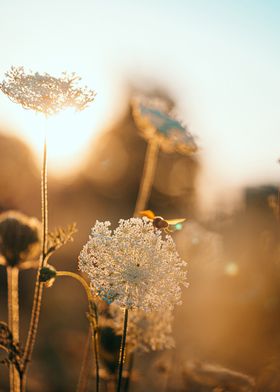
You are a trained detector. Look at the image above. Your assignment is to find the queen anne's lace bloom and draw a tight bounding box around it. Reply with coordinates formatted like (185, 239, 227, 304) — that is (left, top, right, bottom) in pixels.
(110, 305, 175, 352)
(132, 95, 197, 155)
(0, 66, 95, 116)
(79, 217, 188, 311)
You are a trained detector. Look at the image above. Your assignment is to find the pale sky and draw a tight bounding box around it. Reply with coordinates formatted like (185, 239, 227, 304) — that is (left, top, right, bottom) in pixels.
(0, 0, 279, 209)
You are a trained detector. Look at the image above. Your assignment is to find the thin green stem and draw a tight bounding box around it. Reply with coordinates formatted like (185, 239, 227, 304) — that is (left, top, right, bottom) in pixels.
(7, 266, 20, 392)
(133, 139, 159, 216)
(116, 308, 129, 392)
(22, 131, 48, 386)
(56, 271, 100, 392)
(76, 327, 91, 392)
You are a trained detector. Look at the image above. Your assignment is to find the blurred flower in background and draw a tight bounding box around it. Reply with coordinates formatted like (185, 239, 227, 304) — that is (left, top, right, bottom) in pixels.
(132, 95, 197, 155)
(110, 305, 175, 353)
(0, 210, 41, 269)
(183, 361, 255, 392)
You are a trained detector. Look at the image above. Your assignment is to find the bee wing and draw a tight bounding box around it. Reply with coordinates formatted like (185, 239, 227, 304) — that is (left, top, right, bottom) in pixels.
(164, 226, 175, 233)
(166, 218, 186, 225)
(138, 210, 156, 219)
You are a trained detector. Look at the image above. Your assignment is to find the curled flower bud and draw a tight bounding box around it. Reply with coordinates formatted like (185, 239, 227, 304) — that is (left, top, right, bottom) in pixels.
(39, 265, 57, 288)
(0, 211, 41, 269)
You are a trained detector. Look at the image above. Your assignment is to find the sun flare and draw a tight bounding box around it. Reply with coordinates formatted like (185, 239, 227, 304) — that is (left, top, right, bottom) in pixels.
(0, 85, 114, 177)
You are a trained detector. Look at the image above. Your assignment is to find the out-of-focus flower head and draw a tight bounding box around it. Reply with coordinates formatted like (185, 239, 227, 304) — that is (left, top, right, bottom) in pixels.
(0, 211, 41, 269)
(78, 217, 188, 311)
(132, 95, 197, 155)
(0, 66, 96, 116)
(183, 362, 255, 392)
(110, 305, 175, 353)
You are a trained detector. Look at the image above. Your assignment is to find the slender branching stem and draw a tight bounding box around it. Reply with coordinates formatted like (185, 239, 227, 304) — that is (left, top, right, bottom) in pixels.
(116, 308, 129, 392)
(56, 271, 92, 300)
(7, 266, 20, 392)
(134, 139, 159, 215)
(56, 271, 100, 392)
(124, 352, 134, 392)
(42, 134, 48, 259)
(22, 131, 48, 387)
(76, 327, 91, 392)
(89, 300, 100, 392)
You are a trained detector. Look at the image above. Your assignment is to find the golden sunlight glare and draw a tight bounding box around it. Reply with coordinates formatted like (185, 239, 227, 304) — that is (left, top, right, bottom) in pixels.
(0, 76, 118, 177)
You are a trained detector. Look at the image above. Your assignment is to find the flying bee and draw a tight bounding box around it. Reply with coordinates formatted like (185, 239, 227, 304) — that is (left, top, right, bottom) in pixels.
(138, 210, 186, 233)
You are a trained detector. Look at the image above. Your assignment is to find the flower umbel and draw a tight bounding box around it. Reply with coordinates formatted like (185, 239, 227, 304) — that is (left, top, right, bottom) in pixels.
(0, 211, 41, 268)
(110, 305, 175, 353)
(78, 217, 188, 311)
(0, 66, 96, 116)
(132, 95, 197, 155)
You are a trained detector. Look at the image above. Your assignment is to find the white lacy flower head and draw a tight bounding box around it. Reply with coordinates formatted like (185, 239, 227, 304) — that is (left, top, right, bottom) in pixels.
(0, 66, 96, 116)
(110, 305, 175, 353)
(79, 217, 188, 311)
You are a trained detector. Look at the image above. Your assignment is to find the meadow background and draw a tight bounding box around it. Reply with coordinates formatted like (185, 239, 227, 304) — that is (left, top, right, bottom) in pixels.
(0, 1, 280, 391)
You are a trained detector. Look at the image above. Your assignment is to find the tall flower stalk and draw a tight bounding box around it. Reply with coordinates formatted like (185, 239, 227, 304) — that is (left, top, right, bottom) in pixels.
(0, 66, 95, 391)
(116, 308, 129, 392)
(134, 139, 159, 214)
(7, 266, 20, 392)
(21, 131, 48, 383)
(131, 95, 197, 215)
